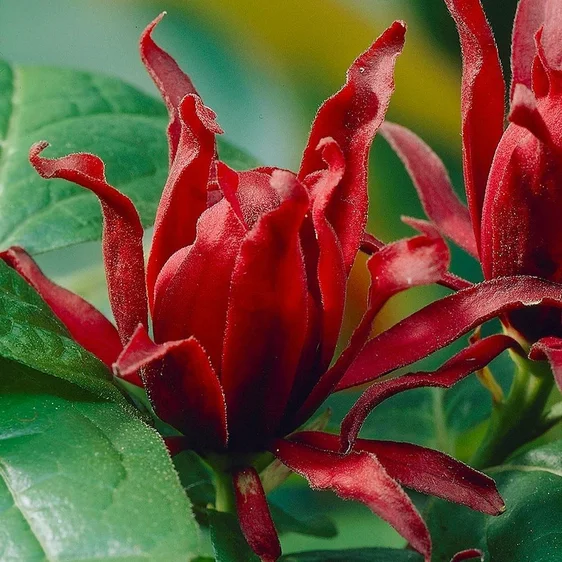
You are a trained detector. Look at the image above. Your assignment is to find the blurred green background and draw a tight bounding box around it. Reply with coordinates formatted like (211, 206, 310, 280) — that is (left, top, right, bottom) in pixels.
(0, 0, 520, 556)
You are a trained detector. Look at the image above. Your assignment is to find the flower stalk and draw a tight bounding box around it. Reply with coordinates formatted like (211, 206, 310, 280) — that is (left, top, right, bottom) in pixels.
(471, 352, 554, 470)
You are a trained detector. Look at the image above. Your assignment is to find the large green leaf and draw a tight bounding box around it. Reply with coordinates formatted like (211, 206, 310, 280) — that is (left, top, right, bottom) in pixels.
(427, 439, 562, 561)
(0, 361, 201, 561)
(0, 259, 128, 407)
(0, 59, 257, 254)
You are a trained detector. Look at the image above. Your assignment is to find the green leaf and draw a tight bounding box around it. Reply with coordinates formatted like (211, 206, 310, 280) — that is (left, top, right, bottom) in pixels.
(0, 59, 258, 255)
(270, 504, 338, 539)
(0, 361, 201, 561)
(426, 438, 562, 561)
(174, 450, 216, 508)
(280, 549, 422, 561)
(0, 260, 129, 407)
(209, 509, 260, 562)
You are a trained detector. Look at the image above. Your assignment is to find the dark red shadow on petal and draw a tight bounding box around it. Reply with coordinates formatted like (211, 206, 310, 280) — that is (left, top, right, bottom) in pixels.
(115, 325, 228, 450)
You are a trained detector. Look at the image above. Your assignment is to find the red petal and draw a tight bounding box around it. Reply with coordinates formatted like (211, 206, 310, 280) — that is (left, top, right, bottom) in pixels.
(287, 139, 347, 412)
(479, 123, 562, 344)
(29, 143, 147, 345)
(340, 335, 520, 451)
(290, 432, 504, 516)
(146, 94, 222, 307)
(221, 171, 310, 449)
(337, 276, 562, 390)
(380, 122, 477, 257)
(541, 0, 562, 79)
(444, 0, 505, 247)
(1, 246, 122, 367)
(294, 227, 450, 427)
(152, 197, 246, 371)
(511, 0, 547, 96)
(360, 232, 385, 253)
(139, 13, 199, 163)
(509, 84, 552, 144)
(233, 467, 281, 562)
(272, 438, 432, 561)
(305, 137, 346, 369)
(115, 325, 228, 449)
(298, 21, 406, 273)
(529, 336, 562, 390)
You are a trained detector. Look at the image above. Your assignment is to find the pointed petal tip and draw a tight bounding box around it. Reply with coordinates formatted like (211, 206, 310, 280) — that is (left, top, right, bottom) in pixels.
(179, 93, 223, 135)
(141, 12, 166, 41)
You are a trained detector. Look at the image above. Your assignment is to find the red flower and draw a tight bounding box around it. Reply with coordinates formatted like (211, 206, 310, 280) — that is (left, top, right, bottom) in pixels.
(363, 0, 562, 392)
(0, 14, 514, 562)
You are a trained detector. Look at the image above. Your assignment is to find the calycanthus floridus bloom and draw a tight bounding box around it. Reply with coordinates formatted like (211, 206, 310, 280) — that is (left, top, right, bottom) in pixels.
(2, 13, 539, 562)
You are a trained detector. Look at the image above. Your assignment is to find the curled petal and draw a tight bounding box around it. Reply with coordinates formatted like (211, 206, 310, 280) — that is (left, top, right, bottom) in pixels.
(221, 171, 310, 449)
(298, 21, 406, 273)
(337, 276, 562, 390)
(289, 138, 347, 407)
(511, 0, 547, 95)
(233, 467, 281, 562)
(340, 335, 520, 452)
(272, 438, 432, 562)
(360, 232, 385, 254)
(529, 336, 562, 390)
(0, 246, 122, 367)
(291, 432, 504, 516)
(381, 122, 477, 257)
(29, 142, 147, 345)
(139, 13, 199, 162)
(115, 325, 228, 449)
(444, 0, 506, 247)
(146, 94, 222, 306)
(509, 83, 552, 144)
(294, 227, 450, 427)
(310, 138, 346, 369)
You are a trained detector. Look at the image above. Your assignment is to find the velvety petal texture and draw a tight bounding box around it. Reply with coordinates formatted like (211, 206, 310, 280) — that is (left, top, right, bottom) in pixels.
(338, 276, 562, 391)
(272, 438, 432, 561)
(529, 336, 562, 390)
(233, 467, 281, 562)
(295, 226, 450, 427)
(29, 142, 148, 345)
(298, 21, 406, 273)
(290, 432, 504, 515)
(115, 325, 228, 449)
(381, 122, 477, 257)
(139, 12, 199, 162)
(443, 0, 505, 248)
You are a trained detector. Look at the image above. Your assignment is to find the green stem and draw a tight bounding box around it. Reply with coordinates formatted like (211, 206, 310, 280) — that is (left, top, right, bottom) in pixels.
(213, 466, 237, 514)
(471, 352, 554, 470)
